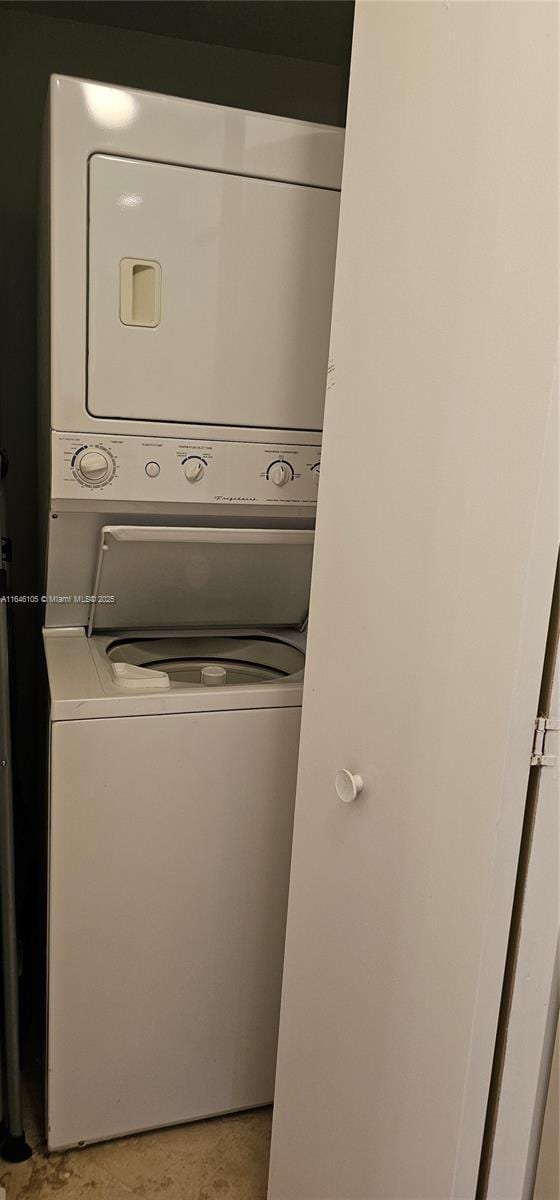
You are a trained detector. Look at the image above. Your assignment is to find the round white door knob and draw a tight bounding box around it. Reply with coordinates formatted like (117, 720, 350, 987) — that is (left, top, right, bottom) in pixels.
(335, 770, 364, 803)
(76, 449, 111, 484)
(269, 462, 291, 487)
(185, 459, 205, 483)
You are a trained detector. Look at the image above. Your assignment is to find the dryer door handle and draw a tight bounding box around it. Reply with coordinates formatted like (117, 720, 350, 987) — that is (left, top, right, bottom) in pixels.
(120, 259, 161, 327)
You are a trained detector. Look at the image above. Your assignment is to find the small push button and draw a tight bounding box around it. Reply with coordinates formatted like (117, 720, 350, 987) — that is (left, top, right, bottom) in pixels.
(145, 461, 160, 478)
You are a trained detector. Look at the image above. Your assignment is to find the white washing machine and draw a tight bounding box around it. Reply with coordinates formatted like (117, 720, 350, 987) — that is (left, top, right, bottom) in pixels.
(40, 78, 342, 1149)
(43, 526, 313, 1150)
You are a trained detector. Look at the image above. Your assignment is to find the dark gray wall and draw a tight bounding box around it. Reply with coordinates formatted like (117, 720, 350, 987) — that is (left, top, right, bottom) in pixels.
(4, 1, 355, 67)
(0, 6, 345, 919)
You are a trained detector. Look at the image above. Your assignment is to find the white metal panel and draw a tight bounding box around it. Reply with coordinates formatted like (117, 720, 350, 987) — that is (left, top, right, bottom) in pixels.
(268, 3, 559, 1199)
(46, 76, 343, 441)
(88, 155, 339, 430)
(48, 706, 300, 1149)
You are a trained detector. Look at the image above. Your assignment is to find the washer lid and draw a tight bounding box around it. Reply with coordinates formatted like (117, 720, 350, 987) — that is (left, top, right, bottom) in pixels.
(88, 526, 314, 634)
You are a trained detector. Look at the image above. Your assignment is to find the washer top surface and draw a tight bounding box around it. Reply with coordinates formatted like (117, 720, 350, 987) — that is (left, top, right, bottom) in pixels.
(44, 627, 306, 721)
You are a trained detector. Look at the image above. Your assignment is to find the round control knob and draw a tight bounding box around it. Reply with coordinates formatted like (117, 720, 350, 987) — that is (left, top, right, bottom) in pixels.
(312, 463, 320, 484)
(76, 448, 111, 485)
(269, 462, 292, 487)
(185, 459, 205, 483)
(335, 770, 364, 804)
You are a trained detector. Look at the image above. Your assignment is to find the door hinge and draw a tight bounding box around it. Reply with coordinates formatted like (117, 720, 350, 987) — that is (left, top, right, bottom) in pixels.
(530, 716, 559, 768)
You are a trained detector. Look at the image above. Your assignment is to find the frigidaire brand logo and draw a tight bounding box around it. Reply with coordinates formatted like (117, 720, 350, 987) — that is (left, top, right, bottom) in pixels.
(215, 495, 257, 503)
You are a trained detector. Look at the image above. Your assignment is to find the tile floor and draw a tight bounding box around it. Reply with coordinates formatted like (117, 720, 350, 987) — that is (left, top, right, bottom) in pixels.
(1, 1084, 272, 1200)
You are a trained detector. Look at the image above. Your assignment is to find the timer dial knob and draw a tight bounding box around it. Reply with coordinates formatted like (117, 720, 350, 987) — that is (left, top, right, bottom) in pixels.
(269, 462, 292, 487)
(185, 459, 205, 483)
(75, 448, 111, 485)
(312, 463, 320, 484)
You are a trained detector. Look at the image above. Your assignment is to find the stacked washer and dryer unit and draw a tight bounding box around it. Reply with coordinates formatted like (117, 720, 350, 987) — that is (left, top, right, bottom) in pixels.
(40, 77, 342, 1150)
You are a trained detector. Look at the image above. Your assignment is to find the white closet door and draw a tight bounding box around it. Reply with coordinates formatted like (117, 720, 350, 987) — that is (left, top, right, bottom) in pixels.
(268, 4, 558, 1199)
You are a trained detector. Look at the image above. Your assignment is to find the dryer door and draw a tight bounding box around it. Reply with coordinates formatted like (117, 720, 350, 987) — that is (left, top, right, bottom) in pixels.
(87, 154, 339, 431)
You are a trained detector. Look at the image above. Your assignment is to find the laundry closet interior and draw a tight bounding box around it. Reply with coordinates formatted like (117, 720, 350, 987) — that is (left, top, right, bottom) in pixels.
(0, 3, 557, 1200)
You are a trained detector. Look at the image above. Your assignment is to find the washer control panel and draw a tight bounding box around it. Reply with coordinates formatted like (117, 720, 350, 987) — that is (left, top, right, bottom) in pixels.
(52, 433, 321, 505)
